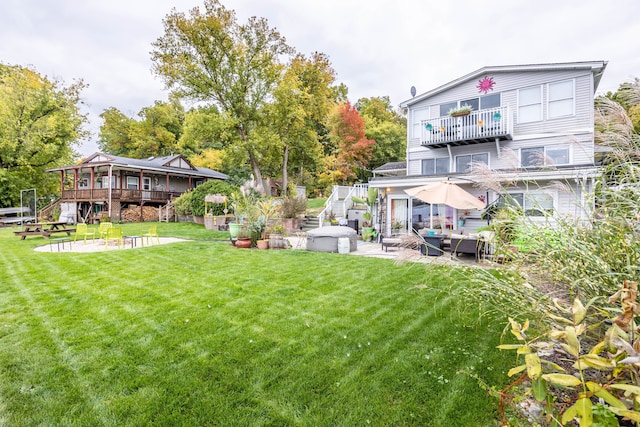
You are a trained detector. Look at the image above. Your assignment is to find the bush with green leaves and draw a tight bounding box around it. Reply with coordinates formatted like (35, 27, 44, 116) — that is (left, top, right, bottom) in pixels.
(189, 180, 238, 216)
(173, 190, 193, 215)
(499, 281, 640, 426)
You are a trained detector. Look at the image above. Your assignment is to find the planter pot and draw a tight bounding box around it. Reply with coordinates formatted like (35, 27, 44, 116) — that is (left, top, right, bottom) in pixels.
(281, 218, 299, 233)
(450, 111, 470, 117)
(235, 237, 252, 248)
(257, 240, 269, 250)
(228, 223, 243, 240)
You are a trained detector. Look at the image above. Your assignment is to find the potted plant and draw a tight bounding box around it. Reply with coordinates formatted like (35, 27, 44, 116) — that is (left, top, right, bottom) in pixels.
(235, 229, 252, 248)
(448, 104, 473, 117)
(279, 195, 307, 232)
(355, 187, 378, 241)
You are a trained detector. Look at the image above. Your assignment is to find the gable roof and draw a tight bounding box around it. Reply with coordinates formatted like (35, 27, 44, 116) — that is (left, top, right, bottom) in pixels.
(400, 60, 608, 108)
(50, 152, 228, 180)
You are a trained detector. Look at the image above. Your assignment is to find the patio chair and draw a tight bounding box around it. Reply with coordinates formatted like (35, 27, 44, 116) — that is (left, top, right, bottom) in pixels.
(74, 223, 96, 244)
(104, 226, 123, 249)
(143, 224, 159, 245)
(98, 222, 113, 240)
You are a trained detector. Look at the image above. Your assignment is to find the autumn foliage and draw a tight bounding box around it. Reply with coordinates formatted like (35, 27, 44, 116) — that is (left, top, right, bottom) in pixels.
(328, 101, 375, 183)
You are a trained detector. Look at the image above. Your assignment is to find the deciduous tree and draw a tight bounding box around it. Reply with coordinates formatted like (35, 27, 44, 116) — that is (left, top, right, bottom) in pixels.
(356, 96, 406, 170)
(99, 100, 184, 158)
(327, 101, 375, 183)
(151, 0, 294, 194)
(0, 64, 86, 207)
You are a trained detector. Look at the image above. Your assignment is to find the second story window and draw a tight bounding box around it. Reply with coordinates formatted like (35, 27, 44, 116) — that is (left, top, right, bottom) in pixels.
(518, 85, 542, 123)
(456, 153, 488, 173)
(548, 79, 574, 118)
(421, 158, 449, 175)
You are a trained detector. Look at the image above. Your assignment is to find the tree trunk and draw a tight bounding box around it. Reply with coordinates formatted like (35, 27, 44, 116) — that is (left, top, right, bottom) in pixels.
(282, 145, 289, 197)
(248, 150, 265, 195)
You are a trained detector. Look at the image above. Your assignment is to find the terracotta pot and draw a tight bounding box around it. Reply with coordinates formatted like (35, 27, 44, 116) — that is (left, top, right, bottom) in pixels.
(256, 240, 269, 250)
(235, 238, 252, 248)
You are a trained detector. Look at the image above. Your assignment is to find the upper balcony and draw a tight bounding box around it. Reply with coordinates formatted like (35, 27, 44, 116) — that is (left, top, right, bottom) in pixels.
(421, 105, 512, 149)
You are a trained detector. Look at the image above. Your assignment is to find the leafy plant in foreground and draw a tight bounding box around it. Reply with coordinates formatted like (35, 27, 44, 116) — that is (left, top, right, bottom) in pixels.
(499, 281, 640, 426)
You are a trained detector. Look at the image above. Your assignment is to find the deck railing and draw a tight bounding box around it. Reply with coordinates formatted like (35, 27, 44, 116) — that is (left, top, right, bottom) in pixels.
(61, 189, 181, 202)
(421, 105, 511, 147)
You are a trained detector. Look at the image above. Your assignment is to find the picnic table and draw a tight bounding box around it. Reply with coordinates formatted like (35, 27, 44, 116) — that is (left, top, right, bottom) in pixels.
(14, 222, 77, 240)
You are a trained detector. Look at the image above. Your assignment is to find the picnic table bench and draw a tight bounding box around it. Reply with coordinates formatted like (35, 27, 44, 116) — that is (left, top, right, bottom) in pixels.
(14, 222, 77, 240)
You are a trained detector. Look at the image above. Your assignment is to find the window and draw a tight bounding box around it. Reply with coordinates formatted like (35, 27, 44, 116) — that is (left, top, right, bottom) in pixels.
(521, 146, 570, 167)
(518, 86, 542, 123)
(548, 79, 574, 118)
(101, 176, 116, 189)
(439, 102, 457, 117)
(412, 108, 429, 138)
(521, 147, 545, 167)
(126, 176, 139, 190)
(78, 177, 89, 188)
(460, 98, 479, 111)
(143, 177, 151, 191)
(498, 192, 554, 216)
(456, 153, 488, 173)
(480, 93, 500, 109)
(421, 158, 449, 175)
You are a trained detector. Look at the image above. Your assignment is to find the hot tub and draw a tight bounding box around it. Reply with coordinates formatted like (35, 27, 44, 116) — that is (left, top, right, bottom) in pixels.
(306, 226, 357, 253)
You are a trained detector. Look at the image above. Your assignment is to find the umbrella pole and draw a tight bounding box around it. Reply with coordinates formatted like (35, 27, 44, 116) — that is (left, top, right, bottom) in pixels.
(429, 204, 433, 229)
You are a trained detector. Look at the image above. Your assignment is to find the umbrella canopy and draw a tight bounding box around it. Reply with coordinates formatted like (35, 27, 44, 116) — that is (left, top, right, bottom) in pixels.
(405, 182, 485, 210)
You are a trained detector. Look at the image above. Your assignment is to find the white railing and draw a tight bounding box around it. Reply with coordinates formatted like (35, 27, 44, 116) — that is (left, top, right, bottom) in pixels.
(421, 105, 511, 146)
(318, 184, 369, 226)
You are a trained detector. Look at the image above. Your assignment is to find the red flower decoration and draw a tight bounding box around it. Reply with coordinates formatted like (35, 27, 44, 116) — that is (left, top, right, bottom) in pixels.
(477, 76, 495, 94)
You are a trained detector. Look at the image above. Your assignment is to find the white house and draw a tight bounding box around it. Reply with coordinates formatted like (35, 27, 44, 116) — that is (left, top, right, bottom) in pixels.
(369, 60, 608, 236)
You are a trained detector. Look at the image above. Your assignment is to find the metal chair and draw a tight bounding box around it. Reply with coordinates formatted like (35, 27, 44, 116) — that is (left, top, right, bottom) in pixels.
(74, 223, 96, 244)
(104, 226, 123, 249)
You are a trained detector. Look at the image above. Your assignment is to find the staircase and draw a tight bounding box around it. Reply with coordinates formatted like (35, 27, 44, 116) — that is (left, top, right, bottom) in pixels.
(301, 214, 319, 231)
(159, 200, 175, 222)
(318, 184, 368, 226)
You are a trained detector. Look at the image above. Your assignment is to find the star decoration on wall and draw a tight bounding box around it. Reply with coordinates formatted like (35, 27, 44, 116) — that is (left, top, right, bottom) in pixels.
(477, 76, 496, 94)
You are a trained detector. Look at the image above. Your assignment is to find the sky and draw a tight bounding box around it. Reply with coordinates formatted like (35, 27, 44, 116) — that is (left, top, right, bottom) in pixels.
(1, 0, 639, 157)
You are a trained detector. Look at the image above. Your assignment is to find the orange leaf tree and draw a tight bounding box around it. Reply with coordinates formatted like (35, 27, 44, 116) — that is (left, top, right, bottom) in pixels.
(327, 101, 375, 183)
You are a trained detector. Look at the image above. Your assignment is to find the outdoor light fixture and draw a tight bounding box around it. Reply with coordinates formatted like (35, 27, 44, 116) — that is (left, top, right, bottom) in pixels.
(493, 112, 502, 122)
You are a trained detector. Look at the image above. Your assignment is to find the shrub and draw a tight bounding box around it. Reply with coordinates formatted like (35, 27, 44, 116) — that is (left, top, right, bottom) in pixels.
(173, 190, 193, 215)
(279, 196, 307, 219)
(189, 181, 238, 217)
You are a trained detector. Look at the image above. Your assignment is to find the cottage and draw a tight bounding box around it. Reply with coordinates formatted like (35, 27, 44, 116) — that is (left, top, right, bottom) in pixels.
(369, 60, 608, 235)
(47, 152, 228, 223)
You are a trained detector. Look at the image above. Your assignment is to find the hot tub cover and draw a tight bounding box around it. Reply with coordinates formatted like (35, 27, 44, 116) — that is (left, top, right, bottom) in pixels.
(306, 226, 357, 252)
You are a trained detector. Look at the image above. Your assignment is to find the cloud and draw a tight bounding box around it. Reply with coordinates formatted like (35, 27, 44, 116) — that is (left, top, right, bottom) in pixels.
(1, 0, 638, 156)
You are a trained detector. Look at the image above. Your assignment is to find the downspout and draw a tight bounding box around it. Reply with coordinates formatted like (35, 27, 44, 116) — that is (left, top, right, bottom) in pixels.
(495, 138, 501, 157)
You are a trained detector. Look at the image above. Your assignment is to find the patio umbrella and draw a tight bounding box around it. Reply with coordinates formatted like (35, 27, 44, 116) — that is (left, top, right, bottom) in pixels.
(405, 182, 485, 228)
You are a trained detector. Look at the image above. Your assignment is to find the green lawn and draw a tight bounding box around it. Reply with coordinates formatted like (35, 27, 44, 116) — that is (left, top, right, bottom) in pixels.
(0, 223, 512, 426)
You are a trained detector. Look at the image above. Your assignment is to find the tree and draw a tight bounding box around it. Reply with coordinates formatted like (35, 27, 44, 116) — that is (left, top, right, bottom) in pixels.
(266, 52, 338, 195)
(355, 96, 406, 170)
(0, 64, 87, 207)
(327, 101, 375, 183)
(99, 100, 184, 158)
(151, 0, 294, 194)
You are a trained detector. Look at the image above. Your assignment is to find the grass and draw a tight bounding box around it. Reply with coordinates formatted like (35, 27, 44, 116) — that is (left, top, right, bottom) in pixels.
(0, 222, 512, 425)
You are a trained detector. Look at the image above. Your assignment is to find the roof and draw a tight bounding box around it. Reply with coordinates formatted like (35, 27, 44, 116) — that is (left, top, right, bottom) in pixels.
(400, 60, 608, 108)
(48, 152, 228, 180)
(372, 161, 407, 177)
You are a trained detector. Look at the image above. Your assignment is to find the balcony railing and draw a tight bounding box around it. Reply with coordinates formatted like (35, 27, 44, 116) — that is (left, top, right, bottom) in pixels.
(421, 105, 512, 148)
(61, 189, 182, 202)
